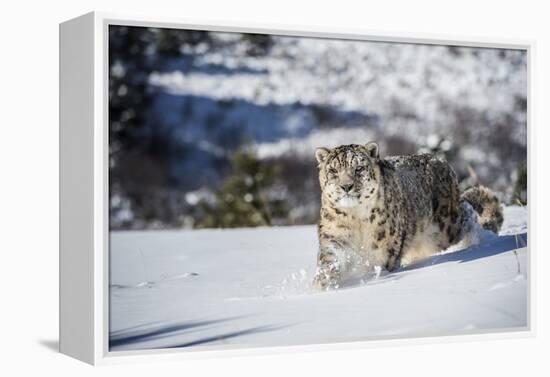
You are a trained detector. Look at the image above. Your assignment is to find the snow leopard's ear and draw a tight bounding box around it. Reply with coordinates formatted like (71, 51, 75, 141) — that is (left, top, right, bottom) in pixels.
(315, 147, 330, 164)
(365, 142, 379, 159)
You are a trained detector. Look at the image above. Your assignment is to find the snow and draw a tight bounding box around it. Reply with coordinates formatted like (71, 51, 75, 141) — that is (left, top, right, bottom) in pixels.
(109, 206, 528, 351)
(149, 37, 526, 144)
(255, 127, 377, 159)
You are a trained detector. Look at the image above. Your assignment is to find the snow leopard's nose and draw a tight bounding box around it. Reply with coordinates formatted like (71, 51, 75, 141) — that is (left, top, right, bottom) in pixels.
(340, 183, 354, 193)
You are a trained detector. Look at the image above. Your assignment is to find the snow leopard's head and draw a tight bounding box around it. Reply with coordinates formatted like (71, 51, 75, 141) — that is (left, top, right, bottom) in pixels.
(315, 142, 381, 209)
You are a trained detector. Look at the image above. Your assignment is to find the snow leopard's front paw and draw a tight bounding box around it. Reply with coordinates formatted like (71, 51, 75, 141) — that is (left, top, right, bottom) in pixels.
(312, 266, 341, 291)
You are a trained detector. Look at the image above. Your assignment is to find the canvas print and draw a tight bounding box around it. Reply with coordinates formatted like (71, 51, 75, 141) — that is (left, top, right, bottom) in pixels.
(108, 25, 528, 351)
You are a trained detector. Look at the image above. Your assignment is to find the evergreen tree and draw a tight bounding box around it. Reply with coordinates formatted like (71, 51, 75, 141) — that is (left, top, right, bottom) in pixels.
(198, 151, 288, 228)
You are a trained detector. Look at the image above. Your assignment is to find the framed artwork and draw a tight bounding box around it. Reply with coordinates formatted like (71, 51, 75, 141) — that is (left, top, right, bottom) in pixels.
(60, 12, 532, 365)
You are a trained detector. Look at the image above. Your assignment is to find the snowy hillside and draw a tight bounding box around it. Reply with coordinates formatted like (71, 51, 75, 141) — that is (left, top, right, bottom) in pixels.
(149, 36, 526, 166)
(109, 28, 527, 230)
(109, 206, 528, 352)
(150, 36, 526, 142)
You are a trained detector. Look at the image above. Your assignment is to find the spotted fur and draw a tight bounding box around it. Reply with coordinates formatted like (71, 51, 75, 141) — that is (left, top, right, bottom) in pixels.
(312, 142, 503, 290)
(460, 185, 504, 233)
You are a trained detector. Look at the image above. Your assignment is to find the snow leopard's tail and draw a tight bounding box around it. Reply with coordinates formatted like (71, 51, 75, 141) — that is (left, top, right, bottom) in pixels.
(460, 185, 503, 234)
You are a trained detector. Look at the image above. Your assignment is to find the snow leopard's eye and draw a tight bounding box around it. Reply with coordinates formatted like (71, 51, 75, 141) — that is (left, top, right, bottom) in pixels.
(328, 167, 338, 176)
(354, 166, 365, 175)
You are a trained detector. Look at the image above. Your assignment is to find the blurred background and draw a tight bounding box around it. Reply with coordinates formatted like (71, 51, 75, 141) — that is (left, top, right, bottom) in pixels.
(109, 25, 527, 230)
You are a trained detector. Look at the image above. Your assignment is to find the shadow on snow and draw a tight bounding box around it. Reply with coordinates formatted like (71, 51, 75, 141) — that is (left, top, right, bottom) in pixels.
(109, 316, 290, 350)
(157, 324, 289, 349)
(400, 232, 528, 272)
(338, 232, 527, 290)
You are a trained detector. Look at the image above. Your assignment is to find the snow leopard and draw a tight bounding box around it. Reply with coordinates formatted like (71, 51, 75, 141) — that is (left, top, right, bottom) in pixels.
(312, 142, 503, 290)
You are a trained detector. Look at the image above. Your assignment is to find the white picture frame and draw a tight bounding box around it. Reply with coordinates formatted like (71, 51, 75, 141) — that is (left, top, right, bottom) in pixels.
(59, 11, 534, 365)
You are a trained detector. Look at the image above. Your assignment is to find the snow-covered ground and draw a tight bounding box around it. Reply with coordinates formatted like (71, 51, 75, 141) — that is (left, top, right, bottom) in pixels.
(109, 206, 528, 352)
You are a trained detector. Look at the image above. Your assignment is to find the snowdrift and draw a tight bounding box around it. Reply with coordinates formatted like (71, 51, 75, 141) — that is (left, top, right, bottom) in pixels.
(109, 206, 528, 351)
